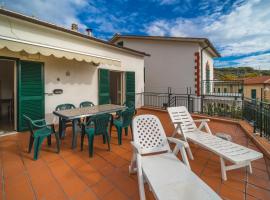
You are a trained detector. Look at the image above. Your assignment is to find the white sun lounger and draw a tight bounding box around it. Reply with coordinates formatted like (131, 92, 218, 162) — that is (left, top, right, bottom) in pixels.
(167, 106, 263, 181)
(129, 114, 221, 200)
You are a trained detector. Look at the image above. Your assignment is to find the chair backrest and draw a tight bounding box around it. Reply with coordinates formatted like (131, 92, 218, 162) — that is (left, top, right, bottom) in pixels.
(167, 106, 197, 136)
(89, 114, 111, 135)
(124, 101, 135, 109)
(55, 103, 75, 111)
(80, 101, 94, 108)
(133, 114, 171, 155)
(23, 115, 34, 132)
(121, 108, 134, 127)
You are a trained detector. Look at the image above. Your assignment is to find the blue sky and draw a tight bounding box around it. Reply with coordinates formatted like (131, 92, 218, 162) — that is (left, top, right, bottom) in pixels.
(2, 0, 270, 69)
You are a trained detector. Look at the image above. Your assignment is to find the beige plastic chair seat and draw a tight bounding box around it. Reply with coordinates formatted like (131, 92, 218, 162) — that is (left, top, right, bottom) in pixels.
(142, 153, 221, 200)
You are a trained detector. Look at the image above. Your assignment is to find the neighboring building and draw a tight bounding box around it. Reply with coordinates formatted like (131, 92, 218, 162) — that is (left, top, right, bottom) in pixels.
(0, 9, 147, 132)
(241, 76, 270, 102)
(110, 34, 220, 95)
(211, 80, 244, 97)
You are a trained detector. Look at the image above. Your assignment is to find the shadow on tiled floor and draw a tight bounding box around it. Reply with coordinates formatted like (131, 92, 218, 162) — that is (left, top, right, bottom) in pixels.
(0, 109, 269, 200)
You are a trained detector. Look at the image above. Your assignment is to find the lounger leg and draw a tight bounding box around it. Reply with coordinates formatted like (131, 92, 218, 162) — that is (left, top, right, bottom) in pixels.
(129, 151, 137, 174)
(137, 154, 146, 200)
(220, 157, 227, 181)
(179, 145, 190, 169)
(248, 162, 252, 174)
(187, 146, 194, 160)
(171, 127, 178, 137)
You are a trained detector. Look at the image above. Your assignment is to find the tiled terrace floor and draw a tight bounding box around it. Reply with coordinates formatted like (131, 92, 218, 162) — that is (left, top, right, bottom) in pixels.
(0, 109, 270, 200)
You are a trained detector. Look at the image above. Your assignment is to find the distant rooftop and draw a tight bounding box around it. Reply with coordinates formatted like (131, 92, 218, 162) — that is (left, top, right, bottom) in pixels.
(241, 76, 270, 85)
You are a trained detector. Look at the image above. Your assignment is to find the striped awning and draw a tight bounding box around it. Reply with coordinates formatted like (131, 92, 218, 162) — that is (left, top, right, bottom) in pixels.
(0, 37, 121, 66)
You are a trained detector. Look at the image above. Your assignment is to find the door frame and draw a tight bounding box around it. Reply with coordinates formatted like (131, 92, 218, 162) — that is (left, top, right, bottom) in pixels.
(109, 70, 124, 105)
(98, 68, 124, 105)
(0, 56, 19, 131)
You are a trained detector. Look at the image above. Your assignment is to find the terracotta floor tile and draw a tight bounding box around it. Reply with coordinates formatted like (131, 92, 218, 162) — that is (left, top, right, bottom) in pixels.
(5, 173, 35, 200)
(246, 183, 270, 200)
(59, 175, 88, 199)
(73, 189, 99, 200)
(200, 175, 221, 193)
(79, 170, 103, 186)
(220, 183, 245, 200)
(1, 109, 270, 200)
(63, 154, 86, 169)
(91, 178, 114, 198)
(248, 174, 270, 189)
(107, 170, 139, 197)
(102, 188, 129, 200)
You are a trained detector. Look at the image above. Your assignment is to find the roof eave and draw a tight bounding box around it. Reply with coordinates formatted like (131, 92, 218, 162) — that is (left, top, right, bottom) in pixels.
(110, 34, 220, 58)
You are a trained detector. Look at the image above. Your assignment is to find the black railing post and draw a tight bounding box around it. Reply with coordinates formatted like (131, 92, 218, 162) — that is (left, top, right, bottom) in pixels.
(187, 94, 190, 112)
(200, 95, 204, 114)
(167, 87, 172, 107)
(260, 101, 263, 137)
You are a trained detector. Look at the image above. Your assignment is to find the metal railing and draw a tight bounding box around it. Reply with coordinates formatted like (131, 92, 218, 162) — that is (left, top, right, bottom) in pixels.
(202, 80, 244, 97)
(137, 92, 270, 140)
(243, 98, 270, 139)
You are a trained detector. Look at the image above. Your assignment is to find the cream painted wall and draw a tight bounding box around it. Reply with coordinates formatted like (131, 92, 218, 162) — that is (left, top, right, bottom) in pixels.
(0, 14, 145, 108)
(0, 47, 144, 114)
(114, 38, 215, 95)
(118, 38, 201, 94)
(244, 84, 270, 102)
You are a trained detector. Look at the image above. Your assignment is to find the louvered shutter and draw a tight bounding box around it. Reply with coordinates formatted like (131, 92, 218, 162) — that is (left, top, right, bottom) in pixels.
(18, 61, 44, 131)
(98, 69, 110, 104)
(125, 72, 135, 104)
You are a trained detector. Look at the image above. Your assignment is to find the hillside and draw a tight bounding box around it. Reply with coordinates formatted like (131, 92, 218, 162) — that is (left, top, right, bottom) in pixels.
(214, 67, 270, 80)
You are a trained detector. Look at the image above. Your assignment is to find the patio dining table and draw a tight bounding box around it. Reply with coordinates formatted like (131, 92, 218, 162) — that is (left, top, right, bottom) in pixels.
(53, 104, 126, 149)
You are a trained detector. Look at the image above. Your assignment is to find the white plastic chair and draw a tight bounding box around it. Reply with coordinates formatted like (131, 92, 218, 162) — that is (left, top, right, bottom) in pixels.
(130, 114, 221, 200)
(167, 106, 263, 181)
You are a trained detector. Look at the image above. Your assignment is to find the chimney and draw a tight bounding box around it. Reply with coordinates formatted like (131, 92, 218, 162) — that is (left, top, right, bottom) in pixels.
(86, 28, 93, 36)
(71, 23, 78, 31)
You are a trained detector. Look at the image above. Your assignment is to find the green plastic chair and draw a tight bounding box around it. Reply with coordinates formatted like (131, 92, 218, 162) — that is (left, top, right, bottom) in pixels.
(24, 115, 60, 160)
(115, 101, 137, 118)
(81, 114, 111, 157)
(55, 103, 76, 138)
(111, 108, 135, 145)
(79, 101, 95, 123)
(79, 101, 95, 108)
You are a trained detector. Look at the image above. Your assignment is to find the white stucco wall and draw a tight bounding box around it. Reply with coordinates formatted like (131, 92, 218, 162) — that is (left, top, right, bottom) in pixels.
(0, 48, 144, 114)
(0, 14, 145, 119)
(114, 38, 209, 94)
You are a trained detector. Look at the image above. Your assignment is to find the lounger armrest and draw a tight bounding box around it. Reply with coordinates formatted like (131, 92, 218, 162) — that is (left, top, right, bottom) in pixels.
(130, 142, 142, 154)
(194, 119, 210, 123)
(167, 137, 188, 148)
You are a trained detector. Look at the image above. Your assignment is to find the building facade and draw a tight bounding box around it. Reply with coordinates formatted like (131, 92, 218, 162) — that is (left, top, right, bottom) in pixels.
(241, 76, 270, 102)
(0, 9, 146, 132)
(110, 35, 220, 95)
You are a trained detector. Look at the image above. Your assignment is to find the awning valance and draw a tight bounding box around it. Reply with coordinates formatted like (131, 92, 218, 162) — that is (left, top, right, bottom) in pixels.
(0, 37, 121, 66)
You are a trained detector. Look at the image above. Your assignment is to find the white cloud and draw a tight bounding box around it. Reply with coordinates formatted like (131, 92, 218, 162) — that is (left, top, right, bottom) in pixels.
(2, 0, 90, 30)
(220, 53, 270, 70)
(145, 0, 270, 67)
(152, 0, 180, 5)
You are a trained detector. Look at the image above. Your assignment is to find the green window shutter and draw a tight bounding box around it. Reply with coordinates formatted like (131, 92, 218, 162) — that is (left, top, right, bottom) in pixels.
(18, 61, 44, 131)
(98, 69, 110, 104)
(125, 71, 135, 104)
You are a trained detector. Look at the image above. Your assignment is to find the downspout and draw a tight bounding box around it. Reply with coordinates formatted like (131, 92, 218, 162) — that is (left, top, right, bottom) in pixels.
(200, 44, 210, 95)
